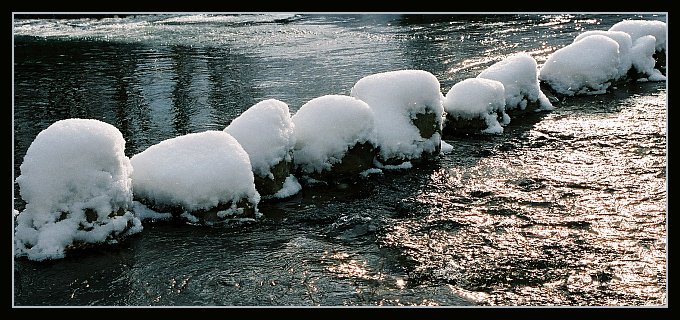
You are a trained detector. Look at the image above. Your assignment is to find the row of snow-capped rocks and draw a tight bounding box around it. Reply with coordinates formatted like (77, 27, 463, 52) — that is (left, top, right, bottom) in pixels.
(13, 70, 446, 262)
(13, 19, 666, 261)
(444, 19, 666, 136)
(539, 19, 666, 96)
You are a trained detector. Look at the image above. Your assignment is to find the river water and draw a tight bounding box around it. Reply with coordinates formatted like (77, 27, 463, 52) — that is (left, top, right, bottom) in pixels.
(12, 13, 667, 307)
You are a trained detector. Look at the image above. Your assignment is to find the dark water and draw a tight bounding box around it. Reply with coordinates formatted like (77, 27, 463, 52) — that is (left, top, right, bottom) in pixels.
(12, 13, 667, 307)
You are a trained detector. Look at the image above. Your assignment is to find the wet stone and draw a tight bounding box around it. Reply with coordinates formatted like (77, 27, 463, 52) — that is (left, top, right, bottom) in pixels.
(442, 115, 491, 137)
(185, 199, 257, 224)
(135, 197, 257, 225)
(540, 81, 561, 104)
(378, 110, 442, 166)
(254, 158, 292, 197)
(108, 207, 128, 218)
(412, 110, 440, 140)
(84, 208, 98, 223)
(304, 141, 377, 183)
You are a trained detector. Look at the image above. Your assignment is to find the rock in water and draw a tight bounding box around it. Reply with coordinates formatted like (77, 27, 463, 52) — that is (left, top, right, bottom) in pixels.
(130, 130, 261, 225)
(14, 118, 142, 261)
(350, 69, 444, 166)
(292, 94, 378, 182)
(225, 99, 299, 198)
(442, 78, 509, 136)
(477, 52, 554, 118)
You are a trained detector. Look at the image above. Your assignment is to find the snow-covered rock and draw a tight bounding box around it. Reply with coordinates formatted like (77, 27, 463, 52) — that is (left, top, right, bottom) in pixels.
(442, 78, 509, 136)
(291, 94, 378, 182)
(130, 130, 260, 225)
(225, 99, 301, 198)
(477, 52, 554, 115)
(350, 69, 444, 166)
(14, 118, 142, 261)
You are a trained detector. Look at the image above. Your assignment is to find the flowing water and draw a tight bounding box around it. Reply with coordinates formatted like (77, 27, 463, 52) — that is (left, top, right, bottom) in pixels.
(12, 13, 667, 307)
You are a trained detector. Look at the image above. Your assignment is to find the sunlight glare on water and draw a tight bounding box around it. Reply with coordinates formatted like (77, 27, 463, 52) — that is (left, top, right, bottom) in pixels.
(379, 84, 666, 305)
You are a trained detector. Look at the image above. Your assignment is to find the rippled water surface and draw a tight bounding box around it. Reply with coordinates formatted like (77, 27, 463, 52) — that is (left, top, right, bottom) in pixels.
(12, 13, 667, 307)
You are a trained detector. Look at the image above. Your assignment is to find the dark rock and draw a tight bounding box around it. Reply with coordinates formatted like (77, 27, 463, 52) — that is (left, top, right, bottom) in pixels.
(254, 158, 293, 197)
(412, 110, 440, 139)
(378, 109, 443, 165)
(413, 110, 442, 158)
(442, 112, 504, 137)
(108, 207, 128, 218)
(59, 207, 138, 253)
(539, 81, 562, 102)
(134, 197, 257, 225)
(84, 208, 98, 223)
(303, 141, 377, 182)
(188, 198, 257, 224)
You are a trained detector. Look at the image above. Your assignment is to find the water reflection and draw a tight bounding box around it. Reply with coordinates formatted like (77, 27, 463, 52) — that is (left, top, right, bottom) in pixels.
(169, 45, 197, 135)
(204, 46, 260, 128)
(110, 48, 150, 155)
